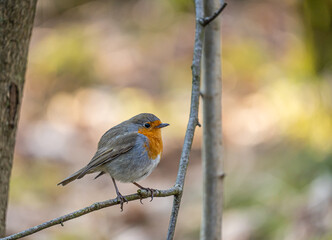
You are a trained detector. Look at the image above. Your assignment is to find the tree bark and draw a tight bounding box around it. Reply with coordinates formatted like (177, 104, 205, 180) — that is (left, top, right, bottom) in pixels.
(0, 0, 37, 237)
(201, 0, 223, 239)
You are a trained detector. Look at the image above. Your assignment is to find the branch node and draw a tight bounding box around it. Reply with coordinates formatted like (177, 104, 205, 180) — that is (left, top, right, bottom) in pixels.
(173, 185, 182, 195)
(197, 119, 202, 127)
(199, 2, 227, 27)
(218, 172, 226, 179)
(60, 221, 64, 227)
(198, 18, 205, 26)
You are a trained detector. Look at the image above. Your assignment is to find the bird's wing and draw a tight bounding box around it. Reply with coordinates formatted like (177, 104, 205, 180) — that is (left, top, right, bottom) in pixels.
(77, 132, 138, 178)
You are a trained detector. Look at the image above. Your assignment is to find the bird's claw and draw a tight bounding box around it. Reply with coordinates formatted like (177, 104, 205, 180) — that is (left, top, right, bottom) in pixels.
(138, 188, 157, 202)
(138, 191, 144, 205)
(116, 193, 128, 212)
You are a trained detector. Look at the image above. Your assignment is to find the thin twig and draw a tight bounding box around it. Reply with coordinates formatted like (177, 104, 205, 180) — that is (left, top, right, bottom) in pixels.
(1, 187, 180, 240)
(165, 1, 227, 239)
(166, 0, 204, 239)
(199, 2, 227, 27)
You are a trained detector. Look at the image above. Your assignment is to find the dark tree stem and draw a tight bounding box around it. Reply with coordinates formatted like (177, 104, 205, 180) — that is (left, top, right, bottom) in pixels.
(0, 0, 38, 237)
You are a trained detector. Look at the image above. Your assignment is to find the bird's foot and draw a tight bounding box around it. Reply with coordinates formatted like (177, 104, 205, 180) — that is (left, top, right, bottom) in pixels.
(116, 192, 128, 211)
(137, 187, 157, 203)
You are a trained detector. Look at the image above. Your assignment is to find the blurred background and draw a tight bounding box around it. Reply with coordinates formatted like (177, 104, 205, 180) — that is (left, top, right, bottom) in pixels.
(6, 0, 332, 239)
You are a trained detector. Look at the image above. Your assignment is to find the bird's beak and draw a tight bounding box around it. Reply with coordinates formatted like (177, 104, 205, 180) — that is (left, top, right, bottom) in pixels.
(156, 123, 169, 128)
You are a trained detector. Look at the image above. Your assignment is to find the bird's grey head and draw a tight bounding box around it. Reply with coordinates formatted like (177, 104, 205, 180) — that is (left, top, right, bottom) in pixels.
(126, 113, 169, 130)
(129, 113, 160, 125)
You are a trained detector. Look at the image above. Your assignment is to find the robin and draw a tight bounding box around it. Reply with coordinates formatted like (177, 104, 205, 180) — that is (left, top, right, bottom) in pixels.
(58, 113, 169, 211)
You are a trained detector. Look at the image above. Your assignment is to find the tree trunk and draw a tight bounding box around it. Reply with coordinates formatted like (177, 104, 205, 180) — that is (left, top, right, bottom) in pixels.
(0, 0, 37, 237)
(201, 0, 223, 239)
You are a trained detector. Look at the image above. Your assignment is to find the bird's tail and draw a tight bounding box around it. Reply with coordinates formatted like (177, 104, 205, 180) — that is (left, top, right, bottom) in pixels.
(57, 167, 88, 186)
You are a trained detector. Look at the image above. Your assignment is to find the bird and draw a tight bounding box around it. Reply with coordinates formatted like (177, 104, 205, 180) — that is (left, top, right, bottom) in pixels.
(57, 113, 169, 211)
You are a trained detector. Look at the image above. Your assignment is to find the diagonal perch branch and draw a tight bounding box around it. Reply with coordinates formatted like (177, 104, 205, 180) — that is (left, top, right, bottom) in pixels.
(1, 187, 181, 240)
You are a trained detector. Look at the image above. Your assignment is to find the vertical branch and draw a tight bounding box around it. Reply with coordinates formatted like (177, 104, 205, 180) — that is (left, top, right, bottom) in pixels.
(201, 0, 224, 239)
(166, 0, 204, 238)
(166, 0, 226, 238)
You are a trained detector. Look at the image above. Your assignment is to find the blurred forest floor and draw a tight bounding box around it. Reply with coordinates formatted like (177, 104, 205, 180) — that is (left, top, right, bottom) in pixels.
(6, 0, 332, 239)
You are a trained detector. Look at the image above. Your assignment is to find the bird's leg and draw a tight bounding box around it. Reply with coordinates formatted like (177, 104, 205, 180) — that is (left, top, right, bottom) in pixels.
(133, 182, 156, 202)
(112, 177, 128, 211)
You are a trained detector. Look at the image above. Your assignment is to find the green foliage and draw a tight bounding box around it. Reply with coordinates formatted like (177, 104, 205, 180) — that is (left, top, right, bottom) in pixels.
(169, 0, 194, 12)
(301, 0, 332, 73)
(31, 27, 97, 92)
(10, 158, 62, 204)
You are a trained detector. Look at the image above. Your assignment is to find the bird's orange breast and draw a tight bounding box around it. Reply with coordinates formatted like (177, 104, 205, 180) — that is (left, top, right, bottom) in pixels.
(138, 120, 163, 160)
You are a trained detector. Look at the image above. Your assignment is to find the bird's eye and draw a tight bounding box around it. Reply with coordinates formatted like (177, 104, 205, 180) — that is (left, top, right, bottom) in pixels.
(144, 123, 151, 128)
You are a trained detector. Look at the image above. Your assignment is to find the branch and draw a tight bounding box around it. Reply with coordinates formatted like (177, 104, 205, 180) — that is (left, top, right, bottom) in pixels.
(1, 187, 180, 240)
(166, 1, 227, 239)
(201, 0, 224, 238)
(167, 0, 212, 239)
(199, 2, 227, 27)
